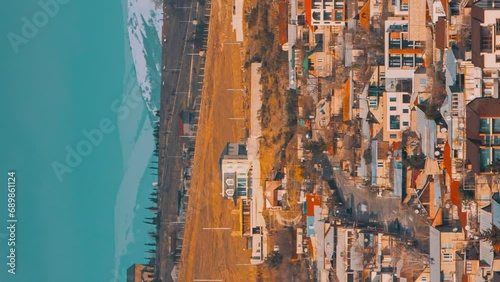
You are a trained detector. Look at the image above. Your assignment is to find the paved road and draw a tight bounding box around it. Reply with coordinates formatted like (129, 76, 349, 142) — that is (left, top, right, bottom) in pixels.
(156, 0, 207, 280)
(333, 170, 415, 232)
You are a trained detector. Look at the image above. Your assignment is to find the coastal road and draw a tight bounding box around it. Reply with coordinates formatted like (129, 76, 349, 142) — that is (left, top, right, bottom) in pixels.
(157, 0, 207, 281)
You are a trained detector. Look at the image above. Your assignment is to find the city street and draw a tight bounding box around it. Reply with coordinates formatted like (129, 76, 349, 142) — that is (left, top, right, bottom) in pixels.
(333, 170, 415, 233)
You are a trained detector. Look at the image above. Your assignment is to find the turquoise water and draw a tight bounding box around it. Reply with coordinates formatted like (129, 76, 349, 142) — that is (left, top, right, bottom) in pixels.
(0, 0, 162, 281)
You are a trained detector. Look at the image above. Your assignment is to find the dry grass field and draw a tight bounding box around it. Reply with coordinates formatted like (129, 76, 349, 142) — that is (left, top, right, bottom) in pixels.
(177, 0, 257, 280)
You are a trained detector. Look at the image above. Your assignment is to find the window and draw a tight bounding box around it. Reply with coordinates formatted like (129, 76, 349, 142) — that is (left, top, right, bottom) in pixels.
(420, 78, 427, 89)
(403, 121, 409, 126)
(494, 118, 500, 133)
(377, 162, 384, 168)
(443, 243, 452, 249)
(317, 58, 323, 63)
(443, 253, 453, 262)
(390, 97, 397, 102)
(403, 109, 409, 113)
(480, 118, 491, 133)
(496, 55, 500, 63)
(497, 19, 500, 34)
(402, 54, 414, 67)
(390, 106, 397, 111)
(390, 134, 397, 139)
(390, 115, 400, 129)
(389, 55, 401, 67)
(403, 94, 411, 103)
(318, 66, 323, 70)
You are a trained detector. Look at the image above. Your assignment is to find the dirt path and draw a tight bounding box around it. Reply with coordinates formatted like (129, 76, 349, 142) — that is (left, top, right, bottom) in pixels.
(177, 0, 255, 280)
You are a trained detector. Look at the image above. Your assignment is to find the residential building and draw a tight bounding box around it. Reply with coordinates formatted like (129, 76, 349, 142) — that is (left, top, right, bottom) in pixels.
(478, 193, 500, 270)
(408, 0, 427, 41)
(220, 143, 251, 199)
(264, 181, 286, 209)
(307, 32, 334, 77)
(304, 0, 347, 27)
(461, 60, 484, 102)
(383, 91, 412, 142)
(335, 226, 363, 281)
(415, 104, 438, 158)
(472, 0, 500, 96)
(306, 194, 322, 237)
(384, 19, 425, 82)
(465, 98, 500, 174)
(393, 0, 409, 16)
(429, 208, 466, 282)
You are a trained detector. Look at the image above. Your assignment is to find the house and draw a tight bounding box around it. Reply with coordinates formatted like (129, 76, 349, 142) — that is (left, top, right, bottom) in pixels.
(472, 0, 500, 99)
(408, 0, 427, 41)
(478, 193, 500, 268)
(429, 207, 466, 282)
(384, 19, 425, 82)
(307, 33, 334, 77)
(383, 91, 412, 142)
(305, 194, 322, 237)
(264, 181, 286, 209)
(304, 0, 347, 27)
(335, 226, 363, 282)
(465, 98, 500, 174)
(471, 0, 500, 99)
(311, 219, 336, 281)
(415, 104, 438, 158)
(220, 143, 251, 199)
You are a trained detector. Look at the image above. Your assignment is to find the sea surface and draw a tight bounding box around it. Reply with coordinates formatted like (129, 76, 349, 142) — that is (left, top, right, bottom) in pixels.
(0, 0, 163, 281)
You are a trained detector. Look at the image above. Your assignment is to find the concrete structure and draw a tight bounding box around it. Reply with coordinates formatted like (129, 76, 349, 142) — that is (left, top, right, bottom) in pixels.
(429, 211, 465, 282)
(383, 92, 412, 142)
(393, 0, 409, 16)
(472, 0, 500, 92)
(475, 193, 500, 278)
(220, 143, 251, 199)
(127, 264, 154, 282)
(305, 0, 347, 27)
(465, 98, 500, 174)
(384, 19, 424, 81)
(461, 60, 484, 102)
(415, 105, 438, 158)
(408, 0, 427, 41)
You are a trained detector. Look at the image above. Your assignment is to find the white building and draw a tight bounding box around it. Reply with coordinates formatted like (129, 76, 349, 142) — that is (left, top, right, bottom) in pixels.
(305, 0, 347, 27)
(220, 143, 251, 199)
(383, 92, 412, 142)
(384, 19, 424, 83)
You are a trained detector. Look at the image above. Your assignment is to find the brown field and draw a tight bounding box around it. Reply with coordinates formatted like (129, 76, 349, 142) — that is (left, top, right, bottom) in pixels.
(177, 0, 257, 280)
